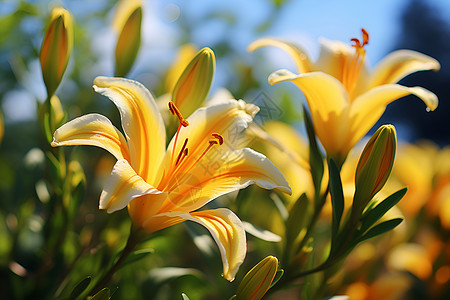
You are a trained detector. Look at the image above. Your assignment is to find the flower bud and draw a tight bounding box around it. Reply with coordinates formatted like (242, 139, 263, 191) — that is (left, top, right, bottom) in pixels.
(354, 125, 397, 209)
(236, 256, 278, 300)
(40, 7, 73, 97)
(171, 47, 215, 117)
(113, 0, 142, 77)
(50, 95, 65, 125)
(165, 44, 198, 93)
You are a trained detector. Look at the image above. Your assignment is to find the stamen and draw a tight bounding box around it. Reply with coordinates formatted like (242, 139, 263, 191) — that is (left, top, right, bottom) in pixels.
(168, 101, 189, 127)
(211, 133, 224, 145)
(175, 138, 189, 165)
(342, 28, 369, 97)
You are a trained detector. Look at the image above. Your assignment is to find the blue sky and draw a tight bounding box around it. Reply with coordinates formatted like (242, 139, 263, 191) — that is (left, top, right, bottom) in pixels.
(2, 0, 449, 124)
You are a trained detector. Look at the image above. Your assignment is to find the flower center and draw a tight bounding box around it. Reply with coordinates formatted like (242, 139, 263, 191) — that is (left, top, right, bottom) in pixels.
(161, 102, 224, 193)
(342, 28, 369, 97)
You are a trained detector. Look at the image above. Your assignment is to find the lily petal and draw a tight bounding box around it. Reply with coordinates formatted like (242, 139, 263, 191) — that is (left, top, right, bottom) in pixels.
(369, 50, 441, 88)
(247, 37, 313, 73)
(269, 69, 350, 157)
(184, 208, 246, 282)
(100, 159, 162, 213)
(52, 113, 130, 161)
(159, 148, 292, 213)
(315, 38, 370, 96)
(349, 84, 439, 148)
(93, 76, 166, 183)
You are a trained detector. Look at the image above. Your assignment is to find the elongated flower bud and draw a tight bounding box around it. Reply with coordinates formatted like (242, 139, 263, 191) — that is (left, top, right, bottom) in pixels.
(114, 0, 142, 77)
(40, 7, 73, 98)
(354, 125, 397, 210)
(172, 47, 215, 117)
(235, 256, 278, 300)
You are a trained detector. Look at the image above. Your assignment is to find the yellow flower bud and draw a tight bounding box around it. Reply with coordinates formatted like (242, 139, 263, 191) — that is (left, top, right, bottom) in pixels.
(354, 125, 397, 209)
(114, 0, 142, 77)
(236, 256, 278, 300)
(50, 95, 65, 125)
(171, 47, 215, 117)
(165, 44, 198, 93)
(40, 7, 73, 97)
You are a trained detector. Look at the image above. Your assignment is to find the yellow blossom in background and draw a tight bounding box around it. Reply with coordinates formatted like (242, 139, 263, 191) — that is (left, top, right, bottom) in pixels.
(40, 6, 73, 97)
(113, 0, 142, 77)
(52, 77, 291, 281)
(252, 120, 313, 202)
(248, 29, 439, 164)
(165, 44, 198, 93)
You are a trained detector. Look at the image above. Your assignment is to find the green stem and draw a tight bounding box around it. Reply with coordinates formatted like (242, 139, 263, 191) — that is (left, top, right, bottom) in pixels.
(89, 226, 145, 296)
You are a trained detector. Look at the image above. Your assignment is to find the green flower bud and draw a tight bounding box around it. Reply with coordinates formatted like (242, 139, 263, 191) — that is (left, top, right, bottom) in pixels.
(236, 256, 278, 300)
(354, 124, 397, 211)
(114, 2, 142, 77)
(40, 7, 73, 98)
(171, 47, 215, 117)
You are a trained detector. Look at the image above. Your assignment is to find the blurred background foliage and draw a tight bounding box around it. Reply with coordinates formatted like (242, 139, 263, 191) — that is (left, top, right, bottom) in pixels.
(0, 0, 449, 299)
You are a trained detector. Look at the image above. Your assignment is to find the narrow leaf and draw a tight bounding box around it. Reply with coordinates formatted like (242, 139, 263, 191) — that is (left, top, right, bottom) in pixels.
(328, 158, 344, 247)
(285, 194, 309, 246)
(90, 288, 110, 300)
(121, 249, 154, 269)
(303, 106, 324, 197)
(269, 269, 284, 288)
(69, 276, 91, 300)
(358, 218, 403, 243)
(360, 188, 407, 233)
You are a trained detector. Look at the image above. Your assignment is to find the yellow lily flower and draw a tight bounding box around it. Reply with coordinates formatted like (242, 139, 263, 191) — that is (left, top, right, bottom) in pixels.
(248, 29, 440, 164)
(51, 76, 291, 281)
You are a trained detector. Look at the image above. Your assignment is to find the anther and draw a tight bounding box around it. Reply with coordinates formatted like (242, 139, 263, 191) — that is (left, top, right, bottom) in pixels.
(168, 101, 189, 127)
(211, 133, 224, 145)
(175, 138, 189, 165)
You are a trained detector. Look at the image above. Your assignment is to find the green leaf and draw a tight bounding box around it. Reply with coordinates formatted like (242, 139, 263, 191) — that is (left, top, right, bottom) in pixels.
(269, 269, 284, 288)
(69, 276, 91, 300)
(357, 218, 403, 243)
(120, 248, 154, 269)
(90, 288, 110, 300)
(360, 188, 407, 233)
(303, 106, 324, 199)
(328, 158, 344, 248)
(285, 194, 309, 248)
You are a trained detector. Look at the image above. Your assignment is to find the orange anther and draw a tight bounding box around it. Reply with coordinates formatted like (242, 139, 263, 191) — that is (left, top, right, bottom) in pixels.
(168, 101, 189, 127)
(361, 28, 369, 46)
(175, 138, 189, 165)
